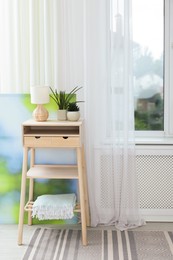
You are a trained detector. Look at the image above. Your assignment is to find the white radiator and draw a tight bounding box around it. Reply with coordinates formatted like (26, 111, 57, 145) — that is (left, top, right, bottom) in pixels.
(96, 145, 173, 222)
(136, 145, 173, 221)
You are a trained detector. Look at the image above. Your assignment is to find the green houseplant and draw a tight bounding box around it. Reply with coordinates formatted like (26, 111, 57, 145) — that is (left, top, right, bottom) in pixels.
(67, 102, 80, 121)
(50, 86, 82, 120)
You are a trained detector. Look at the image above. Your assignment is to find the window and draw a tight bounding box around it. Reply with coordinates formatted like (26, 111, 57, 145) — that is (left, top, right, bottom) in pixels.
(132, 0, 164, 131)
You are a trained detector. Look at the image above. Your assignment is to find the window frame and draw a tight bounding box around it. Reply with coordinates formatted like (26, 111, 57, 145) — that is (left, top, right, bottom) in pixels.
(165, 0, 173, 137)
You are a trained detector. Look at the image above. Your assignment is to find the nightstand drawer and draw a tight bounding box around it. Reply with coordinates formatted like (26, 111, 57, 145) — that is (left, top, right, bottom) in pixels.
(52, 136, 80, 147)
(24, 137, 52, 147)
(24, 136, 81, 147)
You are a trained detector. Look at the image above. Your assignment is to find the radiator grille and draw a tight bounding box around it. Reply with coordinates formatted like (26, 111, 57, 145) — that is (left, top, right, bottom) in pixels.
(96, 149, 173, 212)
(136, 154, 173, 209)
(100, 154, 114, 208)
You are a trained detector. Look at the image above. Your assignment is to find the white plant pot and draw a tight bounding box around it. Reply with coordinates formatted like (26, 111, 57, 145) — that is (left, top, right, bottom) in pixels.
(57, 110, 67, 121)
(67, 111, 80, 121)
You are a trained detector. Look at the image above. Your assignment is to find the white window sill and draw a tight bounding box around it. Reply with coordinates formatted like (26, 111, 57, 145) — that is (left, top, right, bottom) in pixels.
(135, 136, 173, 145)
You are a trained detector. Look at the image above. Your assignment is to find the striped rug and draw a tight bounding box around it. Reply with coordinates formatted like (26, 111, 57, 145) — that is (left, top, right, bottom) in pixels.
(22, 228, 173, 260)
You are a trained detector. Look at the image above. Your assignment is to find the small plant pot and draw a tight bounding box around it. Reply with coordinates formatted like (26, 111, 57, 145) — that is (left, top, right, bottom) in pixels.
(67, 111, 80, 121)
(57, 110, 67, 121)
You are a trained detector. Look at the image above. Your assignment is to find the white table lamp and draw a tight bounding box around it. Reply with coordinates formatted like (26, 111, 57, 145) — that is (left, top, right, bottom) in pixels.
(30, 86, 50, 121)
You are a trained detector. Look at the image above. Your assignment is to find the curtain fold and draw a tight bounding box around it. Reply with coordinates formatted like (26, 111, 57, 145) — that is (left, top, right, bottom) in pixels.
(0, 0, 56, 92)
(84, 0, 145, 230)
(0, 0, 84, 93)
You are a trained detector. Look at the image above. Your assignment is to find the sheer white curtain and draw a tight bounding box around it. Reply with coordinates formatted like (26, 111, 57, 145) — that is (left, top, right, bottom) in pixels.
(0, 0, 83, 93)
(0, 0, 144, 229)
(84, 0, 145, 229)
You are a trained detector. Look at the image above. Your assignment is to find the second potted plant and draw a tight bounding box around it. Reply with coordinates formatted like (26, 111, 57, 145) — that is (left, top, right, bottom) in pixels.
(67, 102, 80, 121)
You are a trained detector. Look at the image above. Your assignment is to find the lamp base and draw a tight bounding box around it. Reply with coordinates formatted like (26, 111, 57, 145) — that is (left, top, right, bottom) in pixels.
(33, 104, 49, 122)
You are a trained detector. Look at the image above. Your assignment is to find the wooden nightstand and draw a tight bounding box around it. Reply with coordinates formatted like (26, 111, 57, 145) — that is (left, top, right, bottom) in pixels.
(18, 120, 89, 246)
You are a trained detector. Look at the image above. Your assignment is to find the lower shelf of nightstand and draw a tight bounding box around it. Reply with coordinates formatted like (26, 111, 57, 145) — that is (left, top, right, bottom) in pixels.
(27, 165, 79, 179)
(24, 201, 81, 213)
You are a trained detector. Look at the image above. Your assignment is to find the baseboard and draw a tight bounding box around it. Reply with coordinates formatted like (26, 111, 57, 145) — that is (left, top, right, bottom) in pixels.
(141, 209, 173, 222)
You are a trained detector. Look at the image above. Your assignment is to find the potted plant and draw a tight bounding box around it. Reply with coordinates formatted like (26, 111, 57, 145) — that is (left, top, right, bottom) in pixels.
(67, 102, 80, 121)
(50, 86, 82, 120)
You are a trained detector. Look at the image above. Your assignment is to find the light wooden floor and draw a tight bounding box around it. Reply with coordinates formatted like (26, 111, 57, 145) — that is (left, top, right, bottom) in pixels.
(0, 223, 173, 260)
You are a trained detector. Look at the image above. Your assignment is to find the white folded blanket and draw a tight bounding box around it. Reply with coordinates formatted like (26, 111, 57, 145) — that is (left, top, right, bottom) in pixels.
(32, 193, 76, 220)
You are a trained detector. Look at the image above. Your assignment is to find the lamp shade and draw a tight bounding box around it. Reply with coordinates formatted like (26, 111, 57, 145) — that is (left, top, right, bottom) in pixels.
(30, 86, 50, 104)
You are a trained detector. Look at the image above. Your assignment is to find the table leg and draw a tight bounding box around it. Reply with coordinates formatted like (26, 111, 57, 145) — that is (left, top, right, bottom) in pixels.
(82, 145, 90, 227)
(77, 147, 87, 246)
(28, 148, 35, 225)
(18, 147, 28, 245)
